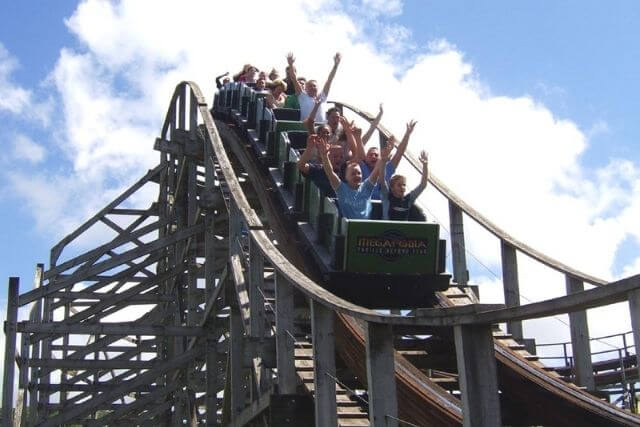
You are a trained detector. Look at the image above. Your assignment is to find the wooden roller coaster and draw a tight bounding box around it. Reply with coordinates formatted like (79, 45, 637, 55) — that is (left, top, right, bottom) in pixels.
(3, 80, 640, 426)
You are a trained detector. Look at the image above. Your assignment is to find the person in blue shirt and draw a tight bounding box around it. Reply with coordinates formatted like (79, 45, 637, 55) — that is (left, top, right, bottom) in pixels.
(352, 119, 417, 200)
(320, 137, 393, 219)
(297, 134, 345, 197)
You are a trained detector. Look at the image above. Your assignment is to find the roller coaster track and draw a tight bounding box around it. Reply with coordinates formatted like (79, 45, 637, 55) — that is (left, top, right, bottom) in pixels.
(2, 81, 640, 426)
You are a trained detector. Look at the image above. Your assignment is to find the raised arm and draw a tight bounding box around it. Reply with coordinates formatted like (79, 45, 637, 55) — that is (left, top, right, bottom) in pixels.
(318, 138, 341, 190)
(215, 71, 229, 89)
(321, 52, 341, 97)
(390, 119, 417, 169)
(362, 103, 383, 146)
(368, 138, 394, 184)
(409, 150, 430, 202)
(297, 134, 318, 174)
(303, 99, 322, 133)
(419, 150, 429, 188)
(286, 53, 303, 95)
(377, 138, 395, 186)
(338, 117, 359, 160)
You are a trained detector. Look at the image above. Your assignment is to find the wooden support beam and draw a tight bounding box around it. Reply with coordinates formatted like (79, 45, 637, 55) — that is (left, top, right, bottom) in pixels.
(29, 265, 44, 426)
(206, 330, 219, 426)
(311, 300, 337, 427)
(2, 278, 19, 427)
(275, 271, 296, 395)
(628, 289, 640, 389)
(27, 358, 158, 370)
(501, 241, 523, 341)
(365, 321, 398, 427)
(85, 382, 180, 426)
(50, 164, 164, 264)
(38, 347, 203, 427)
(454, 323, 501, 427)
(18, 322, 206, 336)
(449, 202, 469, 285)
(229, 286, 247, 419)
(20, 223, 203, 306)
(566, 275, 595, 391)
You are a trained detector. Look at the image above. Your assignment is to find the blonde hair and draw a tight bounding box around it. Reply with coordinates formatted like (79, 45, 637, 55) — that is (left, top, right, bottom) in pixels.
(267, 79, 288, 92)
(389, 174, 406, 187)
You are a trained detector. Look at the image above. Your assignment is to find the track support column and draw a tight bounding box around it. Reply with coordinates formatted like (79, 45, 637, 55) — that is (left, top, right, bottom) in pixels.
(311, 300, 337, 427)
(565, 275, 595, 390)
(2, 278, 19, 427)
(628, 289, 640, 386)
(275, 271, 296, 394)
(449, 202, 469, 286)
(366, 322, 398, 427)
(501, 241, 523, 341)
(454, 323, 501, 427)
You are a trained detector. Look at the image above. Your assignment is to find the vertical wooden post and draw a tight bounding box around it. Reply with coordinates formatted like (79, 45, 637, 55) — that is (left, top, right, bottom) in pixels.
(206, 329, 218, 426)
(2, 277, 19, 427)
(454, 323, 502, 427)
(628, 289, 640, 386)
(275, 271, 296, 394)
(187, 91, 199, 327)
(311, 300, 337, 427)
(249, 237, 269, 393)
(565, 275, 595, 390)
(449, 201, 469, 286)
(229, 285, 246, 419)
(501, 241, 523, 341)
(365, 322, 398, 427)
(29, 265, 43, 425)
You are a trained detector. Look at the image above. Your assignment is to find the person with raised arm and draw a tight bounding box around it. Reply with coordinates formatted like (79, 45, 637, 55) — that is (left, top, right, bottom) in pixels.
(286, 52, 341, 122)
(356, 119, 417, 200)
(360, 103, 384, 146)
(297, 134, 344, 197)
(320, 137, 392, 219)
(379, 150, 429, 221)
(215, 71, 230, 89)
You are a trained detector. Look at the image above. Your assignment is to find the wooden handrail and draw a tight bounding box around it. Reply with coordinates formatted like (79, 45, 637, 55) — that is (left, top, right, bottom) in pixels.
(198, 82, 638, 326)
(332, 100, 607, 286)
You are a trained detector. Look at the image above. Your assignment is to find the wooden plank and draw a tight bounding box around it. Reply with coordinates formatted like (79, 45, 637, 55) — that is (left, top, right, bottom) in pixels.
(38, 347, 203, 427)
(365, 321, 397, 426)
(311, 300, 337, 427)
(18, 322, 206, 336)
(501, 241, 523, 340)
(2, 278, 19, 427)
(275, 271, 297, 395)
(566, 275, 595, 390)
(454, 323, 501, 427)
(50, 164, 163, 264)
(449, 201, 469, 286)
(20, 223, 203, 306)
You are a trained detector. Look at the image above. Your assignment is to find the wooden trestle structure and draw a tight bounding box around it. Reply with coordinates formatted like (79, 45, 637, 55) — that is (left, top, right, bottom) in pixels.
(3, 81, 640, 426)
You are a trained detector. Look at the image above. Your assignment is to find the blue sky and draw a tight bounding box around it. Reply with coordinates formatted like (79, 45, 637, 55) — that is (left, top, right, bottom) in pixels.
(1, 0, 639, 380)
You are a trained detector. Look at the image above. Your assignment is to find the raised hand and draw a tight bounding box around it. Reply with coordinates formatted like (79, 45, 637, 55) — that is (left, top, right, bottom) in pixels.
(306, 133, 316, 149)
(382, 139, 395, 161)
(287, 52, 295, 66)
(334, 52, 342, 66)
(419, 150, 428, 165)
(406, 119, 418, 134)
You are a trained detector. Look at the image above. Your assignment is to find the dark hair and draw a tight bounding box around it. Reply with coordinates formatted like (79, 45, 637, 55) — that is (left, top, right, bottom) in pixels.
(326, 107, 340, 117)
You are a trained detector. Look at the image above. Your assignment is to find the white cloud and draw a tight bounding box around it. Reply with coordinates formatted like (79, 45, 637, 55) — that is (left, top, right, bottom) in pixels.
(11, 134, 46, 163)
(361, 0, 403, 17)
(0, 43, 53, 125)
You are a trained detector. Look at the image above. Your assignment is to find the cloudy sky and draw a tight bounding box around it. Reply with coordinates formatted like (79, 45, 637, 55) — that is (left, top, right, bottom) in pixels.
(1, 0, 639, 383)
